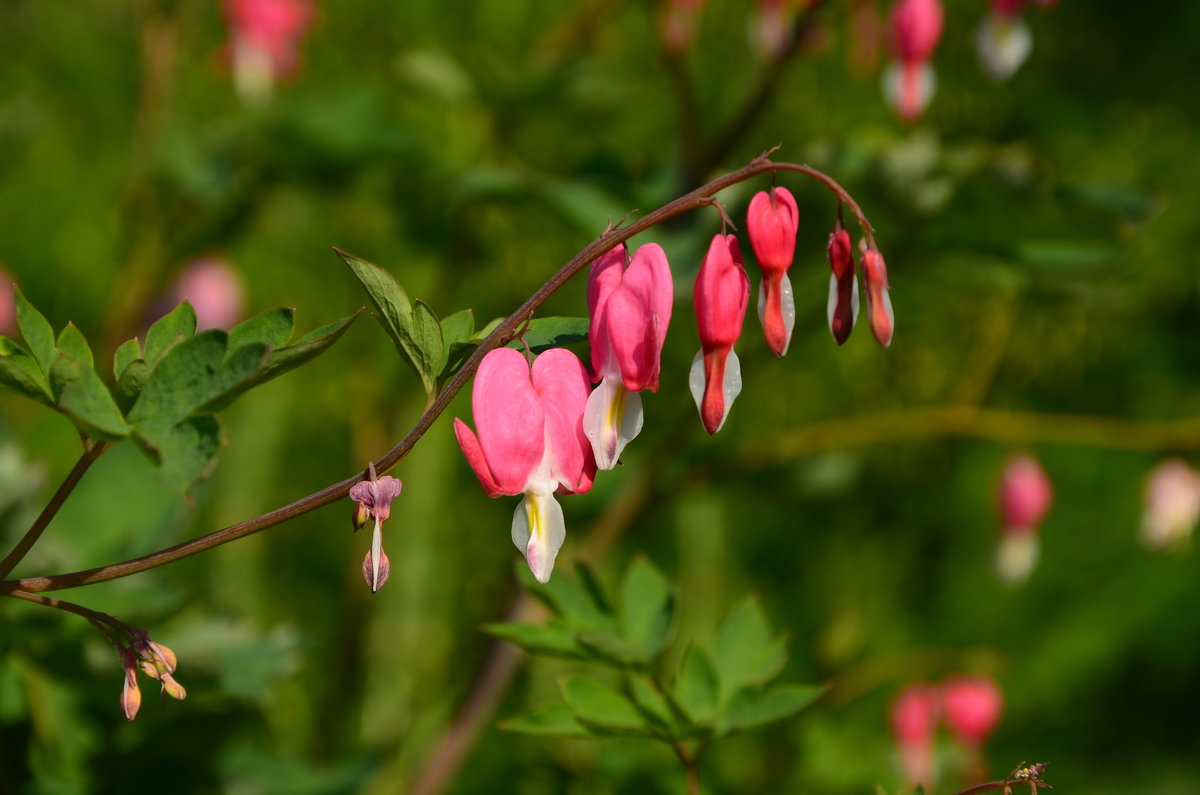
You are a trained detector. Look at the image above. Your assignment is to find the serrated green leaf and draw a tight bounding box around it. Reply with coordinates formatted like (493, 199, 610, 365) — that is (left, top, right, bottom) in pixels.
(405, 300, 443, 394)
(714, 597, 787, 703)
(560, 677, 648, 734)
(519, 562, 618, 633)
(500, 703, 590, 738)
(0, 337, 53, 405)
(13, 288, 56, 375)
(144, 302, 197, 365)
(55, 324, 93, 368)
(113, 338, 140, 381)
(483, 621, 585, 659)
(48, 354, 130, 441)
(116, 359, 153, 414)
(628, 676, 680, 735)
(575, 631, 647, 668)
(718, 684, 825, 735)
(507, 316, 590, 354)
(673, 646, 719, 725)
(439, 309, 475, 349)
(228, 307, 296, 352)
(126, 332, 268, 424)
(132, 416, 222, 495)
(620, 557, 673, 660)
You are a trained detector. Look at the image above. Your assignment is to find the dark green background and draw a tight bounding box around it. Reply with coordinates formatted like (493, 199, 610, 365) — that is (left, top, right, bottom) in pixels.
(1, 0, 1197, 792)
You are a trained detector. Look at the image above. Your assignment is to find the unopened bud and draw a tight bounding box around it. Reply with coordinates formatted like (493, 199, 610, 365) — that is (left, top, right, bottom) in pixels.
(120, 648, 142, 721)
(352, 501, 370, 531)
(861, 247, 894, 347)
(362, 546, 391, 593)
(160, 672, 187, 701)
(826, 227, 858, 345)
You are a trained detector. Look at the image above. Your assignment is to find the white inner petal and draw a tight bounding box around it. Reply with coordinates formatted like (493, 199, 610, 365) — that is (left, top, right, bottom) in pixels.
(512, 492, 566, 583)
(688, 349, 706, 419)
(583, 380, 644, 470)
(718, 349, 743, 433)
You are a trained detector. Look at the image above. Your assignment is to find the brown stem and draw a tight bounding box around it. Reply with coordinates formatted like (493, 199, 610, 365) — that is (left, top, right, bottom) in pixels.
(0, 158, 871, 596)
(674, 742, 702, 795)
(0, 442, 110, 579)
(953, 779, 1050, 795)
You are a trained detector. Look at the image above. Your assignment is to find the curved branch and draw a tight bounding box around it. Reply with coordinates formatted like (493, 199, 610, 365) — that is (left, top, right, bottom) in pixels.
(0, 158, 871, 596)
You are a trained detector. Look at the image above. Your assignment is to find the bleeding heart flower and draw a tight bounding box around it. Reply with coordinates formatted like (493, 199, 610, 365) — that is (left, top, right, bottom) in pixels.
(861, 246, 894, 348)
(222, 0, 314, 105)
(349, 470, 402, 593)
(892, 683, 940, 790)
(746, 187, 799, 357)
(942, 676, 1003, 748)
(455, 347, 596, 582)
(690, 234, 750, 435)
(995, 454, 1052, 584)
(1139, 458, 1200, 551)
(882, 0, 944, 122)
(584, 243, 673, 470)
(826, 225, 859, 345)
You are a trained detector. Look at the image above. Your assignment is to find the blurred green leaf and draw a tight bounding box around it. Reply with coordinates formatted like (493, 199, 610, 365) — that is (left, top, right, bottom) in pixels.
(628, 675, 680, 735)
(575, 631, 647, 668)
(13, 287, 56, 375)
(115, 359, 152, 414)
(500, 703, 590, 738)
(112, 338, 140, 380)
(673, 645, 719, 725)
(48, 354, 130, 441)
(620, 556, 673, 660)
(143, 301, 197, 365)
(714, 597, 787, 702)
(0, 337, 53, 405)
(560, 677, 648, 734)
(217, 312, 360, 404)
(483, 621, 585, 659)
(132, 415, 222, 494)
(718, 684, 824, 735)
(521, 562, 618, 633)
(55, 323, 93, 368)
(228, 307, 296, 352)
(126, 332, 268, 425)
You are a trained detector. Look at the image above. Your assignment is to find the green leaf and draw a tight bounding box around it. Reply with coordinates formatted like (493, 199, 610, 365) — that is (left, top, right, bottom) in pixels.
(628, 676, 680, 735)
(482, 621, 585, 659)
(115, 359, 153, 414)
(113, 338, 141, 381)
(520, 562, 618, 633)
(132, 416, 222, 494)
(474, 316, 504, 340)
(48, 355, 130, 441)
(714, 597, 787, 703)
(228, 307, 296, 352)
(126, 331, 268, 424)
(439, 309, 475, 349)
(0, 337, 53, 405)
(13, 287, 56, 375)
(500, 703, 590, 738)
(55, 324, 93, 368)
(560, 677, 648, 734)
(575, 631, 647, 668)
(673, 646, 719, 725)
(507, 316, 590, 354)
(620, 557, 673, 660)
(143, 302, 197, 365)
(718, 684, 825, 735)
(404, 300, 443, 394)
(337, 246, 413, 337)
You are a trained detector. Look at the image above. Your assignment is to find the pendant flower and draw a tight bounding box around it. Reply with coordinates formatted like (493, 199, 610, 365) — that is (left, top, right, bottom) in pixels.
(861, 245, 894, 348)
(690, 234, 750, 435)
(746, 187, 799, 357)
(455, 347, 596, 582)
(584, 243, 673, 470)
(349, 469, 402, 593)
(995, 454, 1052, 584)
(826, 223, 859, 345)
(883, 0, 944, 122)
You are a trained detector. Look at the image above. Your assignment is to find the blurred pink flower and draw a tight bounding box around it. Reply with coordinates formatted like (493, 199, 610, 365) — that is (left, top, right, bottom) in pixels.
(1140, 459, 1200, 551)
(942, 675, 1003, 747)
(892, 683, 940, 790)
(882, 0, 944, 122)
(0, 271, 14, 336)
(825, 225, 859, 345)
(690, 234, 750, 435)
(995, 454, 1052, 584)
(169, 256, 245, 331)
(223, 0, 314, 104)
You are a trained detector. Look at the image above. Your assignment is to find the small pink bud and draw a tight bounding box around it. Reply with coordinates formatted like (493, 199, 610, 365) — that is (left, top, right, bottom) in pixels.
(746, 188, 799, 357)
(362, 545, 391, 593)
(860, 247, 894, 347)
(120, 648, 142, 721)
(998, 455, 1052, 533)
(942, 676, 1003, 747)
(352, 501, 370, 531)
(690, 234, 750, 435)
(159, 672, 187, 701)
(891, 683, 940, 789)
(1140, 459, 1200, 551)
(169, 256, 245, 331)
(825, 226, 858, 345)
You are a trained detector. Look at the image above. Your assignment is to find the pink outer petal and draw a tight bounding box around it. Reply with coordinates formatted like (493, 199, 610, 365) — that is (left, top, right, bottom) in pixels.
(890, 0, 944, 62)
(604, 243, 673, 392)
(587, 245, 626, 380)
(453, 418, 504, 498)
(746, 188, 799, 275)
(694, 234, 750, 350)
(471, 348, 545, 494)
(531, 349, 596, 494)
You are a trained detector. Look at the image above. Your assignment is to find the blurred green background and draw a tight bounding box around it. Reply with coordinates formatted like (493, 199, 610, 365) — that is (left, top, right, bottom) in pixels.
(2, 0, 1199, 792)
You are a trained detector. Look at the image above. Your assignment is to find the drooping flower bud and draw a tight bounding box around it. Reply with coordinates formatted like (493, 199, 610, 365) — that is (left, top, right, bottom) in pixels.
(1140, 459, 1200, 551)
(159, 672, 188, 701)
(352, 501, 370, 531)
(996, 454, 1052, 584)
(860, 246, 894, 348)
(883, 0, 944, 121)
(120, 647, 142, 721)
(690, 234, 750, 435)
(891, 683, 940, 790)
(942, 676, 1003, 747)
(826, 225, 858, 345)
(746, 187, 799, 357)
(350, 472, 403, 593)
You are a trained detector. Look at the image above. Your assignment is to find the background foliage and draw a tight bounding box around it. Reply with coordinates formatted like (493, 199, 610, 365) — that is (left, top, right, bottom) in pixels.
(1, 0, 1198, 792)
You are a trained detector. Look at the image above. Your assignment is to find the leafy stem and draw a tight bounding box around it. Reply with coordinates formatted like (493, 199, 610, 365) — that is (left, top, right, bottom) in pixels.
(0, 156, 872, 596)
(0, 441, 111, 580)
